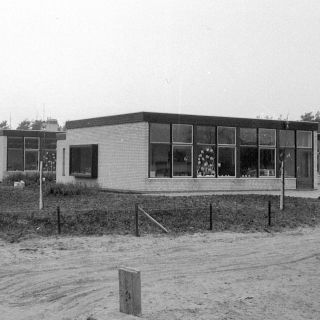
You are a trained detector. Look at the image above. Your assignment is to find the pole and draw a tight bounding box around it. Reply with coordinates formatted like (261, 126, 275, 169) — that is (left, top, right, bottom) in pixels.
(210, 203, 213, 230)
(280, 161, 284, 210)
(135, 204, 140, 237)
(39, 161, 43, 210)
(138, 207, 169, 233)
(268, 200, 271, 226)
(57, 205, 61, 235)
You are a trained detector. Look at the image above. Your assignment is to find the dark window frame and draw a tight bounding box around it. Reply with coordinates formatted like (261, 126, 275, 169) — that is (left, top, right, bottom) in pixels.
(69, 144, 98, 178)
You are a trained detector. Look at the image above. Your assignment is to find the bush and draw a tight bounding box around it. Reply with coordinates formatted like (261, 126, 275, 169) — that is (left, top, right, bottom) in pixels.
(2, 171, 56, 187)
(44, 181, 100, 196)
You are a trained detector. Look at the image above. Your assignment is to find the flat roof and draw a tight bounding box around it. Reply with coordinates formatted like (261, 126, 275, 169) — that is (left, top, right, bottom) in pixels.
(0, 129, 62, 138)
(66, 111, 319, 131)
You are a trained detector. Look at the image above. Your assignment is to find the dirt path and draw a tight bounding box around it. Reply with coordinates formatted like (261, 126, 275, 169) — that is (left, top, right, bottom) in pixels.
(1, 227, 319, 320)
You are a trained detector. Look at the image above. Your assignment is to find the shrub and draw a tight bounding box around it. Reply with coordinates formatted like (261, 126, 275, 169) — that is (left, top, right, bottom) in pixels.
(2, 171, 56, 187)
(44, 181, 100, 196)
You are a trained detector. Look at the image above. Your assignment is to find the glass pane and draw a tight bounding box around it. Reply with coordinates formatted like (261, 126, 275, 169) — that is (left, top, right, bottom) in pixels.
(279, 148, 295, 177)
(240, 147, 258, 177)
(43, 151, 56, 171)
(7, 149, 23, 171)
(197, 126, 215, 144)
(218, 127, 235, 145)
(259, 148, 275, 176)
(197, 145, 216, 177)
(259, 129, 276, 146)
(150, 123, 170, 143)
(25, 138, 39, 149)
(240, 128, 257, 145)
(80, 147, 92, 175)
(172, 146, 192, 176)
(279, 130, 295, 147)
(42, 138, 57, 150)
(218, 147, 235, 176)
(172, 124, 193, 144)
(7, 137, 24, 149)
(25, 151, 39, 170)
(70, 148, 81, 174)
(297, 150, 312, 178)
(150, 144, 170, 178)
(297, 131, 312, 148)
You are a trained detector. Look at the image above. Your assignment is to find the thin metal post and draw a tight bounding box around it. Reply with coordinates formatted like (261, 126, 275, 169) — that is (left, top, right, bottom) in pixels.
(268, 201, 271, 226)
(210, 203, 213, 230)
(135, 204, 140, 237)
(57, 205, 61, 235)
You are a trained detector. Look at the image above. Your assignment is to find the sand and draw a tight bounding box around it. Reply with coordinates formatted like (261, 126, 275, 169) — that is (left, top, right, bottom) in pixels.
(1, 227, 319, 320)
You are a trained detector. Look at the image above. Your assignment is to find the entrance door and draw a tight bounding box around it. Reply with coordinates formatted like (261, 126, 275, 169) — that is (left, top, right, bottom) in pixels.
(296, 150, 313, 189)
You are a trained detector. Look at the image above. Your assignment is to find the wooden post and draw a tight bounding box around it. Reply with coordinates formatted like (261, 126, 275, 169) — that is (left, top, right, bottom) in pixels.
(119, 267, 141, 316)
(280, 160, 284, 210)
(57, 205, 61, 235)
(138, 207, 169, 233)
(135, 204, 140, 237)
(210, 203, 213, 231)
(268, 200, 271, 226)
(39, 161, 44, 210)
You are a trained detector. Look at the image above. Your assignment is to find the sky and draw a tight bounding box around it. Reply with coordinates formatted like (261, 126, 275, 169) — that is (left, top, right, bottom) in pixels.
(1, 0, 320, 129)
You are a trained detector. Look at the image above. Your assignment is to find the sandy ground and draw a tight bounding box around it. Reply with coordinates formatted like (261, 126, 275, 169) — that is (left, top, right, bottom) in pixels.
(1, 227, 320, 320)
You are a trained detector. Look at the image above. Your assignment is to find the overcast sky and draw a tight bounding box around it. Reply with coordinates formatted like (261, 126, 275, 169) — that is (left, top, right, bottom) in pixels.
(1, 0, 320, 128)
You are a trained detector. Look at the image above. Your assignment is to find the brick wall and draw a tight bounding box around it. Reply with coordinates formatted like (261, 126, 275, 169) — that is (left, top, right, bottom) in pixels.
(56, 122, 149, 189)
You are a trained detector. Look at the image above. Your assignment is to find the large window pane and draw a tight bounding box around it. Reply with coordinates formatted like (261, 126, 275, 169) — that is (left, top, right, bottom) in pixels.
(7, 149, 23, 171)
(218, 147, 235, 176)
(150, 144, 170, 178)
(279, 148, 295, 177)
(279, 130, 295, 147)
(150, 123, 170, 143)
(240, 147, 258, 177)
(297, 131, 312, 148)
(25, 138, 39, 149)
(43, 151, 56, 171)
(260, 149, 275, 176)
(172, 124, 192, 143)
(259, 129, 276, 146)
(42, 138, 57, 150)
(218, 127, 235, 145)
(25, 151, 39, 170)
(297, 150, 312, 178)
(7, 137, 23, 149)
(172, 146, 192, 176)
(70, 145, 98, 178)
(240, 128, 257, 145)
(197, 126, 215, 144)
(197, 146, 216, 177)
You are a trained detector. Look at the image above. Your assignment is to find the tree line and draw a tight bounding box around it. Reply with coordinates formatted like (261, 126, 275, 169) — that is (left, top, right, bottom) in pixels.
(0, 119, 65, 131)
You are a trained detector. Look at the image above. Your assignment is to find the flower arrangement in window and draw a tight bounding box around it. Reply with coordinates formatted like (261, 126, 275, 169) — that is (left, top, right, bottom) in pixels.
(43, 151, 56, 172)
(197, 147, 215, 177)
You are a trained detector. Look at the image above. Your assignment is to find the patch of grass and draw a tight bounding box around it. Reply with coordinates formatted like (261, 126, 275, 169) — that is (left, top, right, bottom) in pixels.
(0, 187, 319, 242)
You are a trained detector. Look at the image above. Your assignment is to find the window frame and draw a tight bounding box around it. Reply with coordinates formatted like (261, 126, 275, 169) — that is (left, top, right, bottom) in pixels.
(69, 144, 98, 178)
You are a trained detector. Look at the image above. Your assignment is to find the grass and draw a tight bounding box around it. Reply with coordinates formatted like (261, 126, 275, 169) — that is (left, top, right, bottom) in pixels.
(0, 185, 320, 242)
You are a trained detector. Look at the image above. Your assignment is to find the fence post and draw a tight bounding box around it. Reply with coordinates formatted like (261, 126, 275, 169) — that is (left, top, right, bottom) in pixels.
(268, 201, 271, 226)
(135, 204, 140, 237)
(57, 205, 61, 235)
(210, 203, 213, 230)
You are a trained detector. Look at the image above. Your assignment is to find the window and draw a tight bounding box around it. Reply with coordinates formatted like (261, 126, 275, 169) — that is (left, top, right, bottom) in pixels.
(149, 124, 170, 178)
(25, 138, 39, 171)
(197, 126, 216, 177)
(259, 129, 276, 177)
(69, 145, 98, 178)
(297, 131, 312, 148)
(279, 130, 295, 177)
(218, 127, 235, 177)
(240, 128, 258, 177)
(172, 124, 192, 177)
(62, 148, 66, 176)
(7, 137, 24, 171)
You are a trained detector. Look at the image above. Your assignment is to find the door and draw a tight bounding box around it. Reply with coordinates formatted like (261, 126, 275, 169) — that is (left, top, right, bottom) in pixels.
(296, 149, 313, 189)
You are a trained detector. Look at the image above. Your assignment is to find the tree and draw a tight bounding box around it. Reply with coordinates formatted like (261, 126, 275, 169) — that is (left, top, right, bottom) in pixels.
(300, 112, 315, 121)
(16, 119, 31, 130)
(0, 120, 9, 129)
(31, 119, 46, 130)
